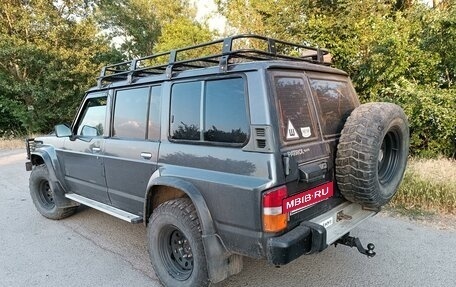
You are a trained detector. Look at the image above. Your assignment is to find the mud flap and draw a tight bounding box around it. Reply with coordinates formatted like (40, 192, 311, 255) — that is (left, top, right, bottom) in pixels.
(202, 234, 243, 283)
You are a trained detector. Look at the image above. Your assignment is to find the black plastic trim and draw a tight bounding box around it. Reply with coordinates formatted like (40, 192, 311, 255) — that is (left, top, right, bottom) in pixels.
(301, 221, 328, 253)
(266, 221, 327, 265)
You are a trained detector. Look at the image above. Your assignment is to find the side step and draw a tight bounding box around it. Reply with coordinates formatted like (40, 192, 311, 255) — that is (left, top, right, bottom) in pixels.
(65, 193, 143, 223)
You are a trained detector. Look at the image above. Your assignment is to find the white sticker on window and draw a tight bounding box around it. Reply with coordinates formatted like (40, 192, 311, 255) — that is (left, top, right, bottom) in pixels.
(286, 120, 299, 140)
(301, 127, 311, 138)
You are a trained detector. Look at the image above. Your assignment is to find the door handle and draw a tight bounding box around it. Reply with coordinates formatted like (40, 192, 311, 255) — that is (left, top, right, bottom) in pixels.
(140, 152, 152, 160)
(298, 161, 327, 183)
(92, 147, 101, 153)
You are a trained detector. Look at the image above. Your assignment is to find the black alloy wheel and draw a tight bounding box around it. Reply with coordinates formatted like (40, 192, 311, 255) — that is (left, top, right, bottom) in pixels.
(159, 226, 194, 281)
(37, 180, 55, 210)
(148, 198, 209, 287)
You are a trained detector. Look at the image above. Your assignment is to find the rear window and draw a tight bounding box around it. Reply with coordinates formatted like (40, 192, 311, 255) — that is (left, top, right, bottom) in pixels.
(273, 75, 317, 143)
(170, 82, 201, 141)
(309, 79, 355, 137)
(113, 87, 149, 139)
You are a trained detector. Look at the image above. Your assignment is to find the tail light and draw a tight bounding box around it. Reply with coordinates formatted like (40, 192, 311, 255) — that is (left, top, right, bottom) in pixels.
(262, 185, 288, 232)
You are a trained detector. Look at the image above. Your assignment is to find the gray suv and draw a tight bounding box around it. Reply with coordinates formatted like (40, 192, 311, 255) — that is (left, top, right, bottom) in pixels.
(25, 35, 409, 287)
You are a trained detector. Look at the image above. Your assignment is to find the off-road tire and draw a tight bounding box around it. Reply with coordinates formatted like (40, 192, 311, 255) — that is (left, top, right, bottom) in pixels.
(29, 165, 77, 219)
(335, 102, 409, 208)
(148, 198, 209, 287)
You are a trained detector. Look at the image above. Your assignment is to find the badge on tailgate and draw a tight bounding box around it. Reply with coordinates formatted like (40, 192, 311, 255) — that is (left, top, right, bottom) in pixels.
(283, 182, 334, 215)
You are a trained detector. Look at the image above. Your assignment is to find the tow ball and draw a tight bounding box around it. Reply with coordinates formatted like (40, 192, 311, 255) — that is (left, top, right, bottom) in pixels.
(334, 234, 376, 258)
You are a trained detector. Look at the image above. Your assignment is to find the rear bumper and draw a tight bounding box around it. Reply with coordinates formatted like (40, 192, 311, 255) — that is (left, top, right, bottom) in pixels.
(266, 202, 377, 265)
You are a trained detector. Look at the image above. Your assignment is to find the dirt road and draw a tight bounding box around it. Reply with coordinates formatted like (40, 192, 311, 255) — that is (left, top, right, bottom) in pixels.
(1, 150, 455, 287)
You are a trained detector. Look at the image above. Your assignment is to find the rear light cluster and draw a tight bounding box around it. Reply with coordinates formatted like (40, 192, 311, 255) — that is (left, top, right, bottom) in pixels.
(262, 185, 288, 232)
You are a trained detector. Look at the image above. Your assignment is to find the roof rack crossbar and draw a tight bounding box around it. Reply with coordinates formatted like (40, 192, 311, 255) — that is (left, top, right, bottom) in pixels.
(97, 34, 329, 87)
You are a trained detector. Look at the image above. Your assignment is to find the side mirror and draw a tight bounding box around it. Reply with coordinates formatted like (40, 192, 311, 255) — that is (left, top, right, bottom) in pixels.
(54, 124, 73, 138)
(81, 125, 98, 137)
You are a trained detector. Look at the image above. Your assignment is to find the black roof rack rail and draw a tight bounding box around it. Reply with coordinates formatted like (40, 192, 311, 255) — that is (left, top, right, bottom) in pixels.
(97, 34, 329, 88)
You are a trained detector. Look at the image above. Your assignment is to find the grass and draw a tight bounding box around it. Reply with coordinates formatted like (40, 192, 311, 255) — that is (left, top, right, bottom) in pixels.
(0, 137, 27, 150)
(389, 158, 456, 215)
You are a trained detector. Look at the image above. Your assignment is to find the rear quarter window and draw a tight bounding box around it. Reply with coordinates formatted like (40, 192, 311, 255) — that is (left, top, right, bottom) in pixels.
(170, 77, 249, 145)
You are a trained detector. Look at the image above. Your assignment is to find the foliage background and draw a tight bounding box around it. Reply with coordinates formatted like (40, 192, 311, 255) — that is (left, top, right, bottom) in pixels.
(0, 0, 454, 157)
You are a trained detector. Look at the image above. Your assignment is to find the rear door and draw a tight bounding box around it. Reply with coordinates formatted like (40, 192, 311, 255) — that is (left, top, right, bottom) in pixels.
(103, 85, 162, 215)
(269, 70, 358, 223)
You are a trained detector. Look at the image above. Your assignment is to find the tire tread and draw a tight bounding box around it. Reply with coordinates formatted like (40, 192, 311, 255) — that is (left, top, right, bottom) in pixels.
(148, 198, 208, 287)
(29, 165, 77, 220)
(335, 102, 409, 208)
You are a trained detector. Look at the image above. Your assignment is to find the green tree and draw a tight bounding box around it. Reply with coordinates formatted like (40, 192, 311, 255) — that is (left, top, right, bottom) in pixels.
(420, 2, 456, 88)
(216, 0, 456, 157)
(153, 17, 214, 54)
(0, 0, 119, 135)
(96, 0, 161, 58)
(97, 0, 215, 57)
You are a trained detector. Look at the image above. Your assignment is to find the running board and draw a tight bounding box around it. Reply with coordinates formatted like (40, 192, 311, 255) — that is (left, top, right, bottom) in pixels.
(65, 193, 143, 223)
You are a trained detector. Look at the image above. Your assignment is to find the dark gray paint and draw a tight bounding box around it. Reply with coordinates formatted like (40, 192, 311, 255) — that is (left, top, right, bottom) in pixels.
(62, 138, 110, 204)
(29, 59, 359, 263)
(103, 139, 159, 215)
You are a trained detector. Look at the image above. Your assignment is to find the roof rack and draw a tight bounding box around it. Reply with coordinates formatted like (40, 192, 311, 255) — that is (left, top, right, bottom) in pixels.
(97, 34, 329, 88)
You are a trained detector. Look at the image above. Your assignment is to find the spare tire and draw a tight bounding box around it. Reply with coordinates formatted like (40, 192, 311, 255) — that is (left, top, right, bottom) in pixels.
(335, 102, 409, 208)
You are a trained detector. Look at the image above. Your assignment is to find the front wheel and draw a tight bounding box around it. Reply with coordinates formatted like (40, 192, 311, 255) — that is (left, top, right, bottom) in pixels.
(29, 165, 77, 219)
(148, 198, 209, 287)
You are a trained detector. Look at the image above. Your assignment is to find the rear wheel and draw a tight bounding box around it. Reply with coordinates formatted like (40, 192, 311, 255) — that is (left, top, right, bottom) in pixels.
(148, 198, 208, 287)
(335, 102, 409, 208)
(29, 165, 77, 219)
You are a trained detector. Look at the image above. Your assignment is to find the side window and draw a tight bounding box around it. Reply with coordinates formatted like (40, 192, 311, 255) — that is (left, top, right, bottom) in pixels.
(170, 77, 249, 145)
(170, 82, 201, 140)
(113, 87, 149, 139)
(273, 76, 316, 143)
(148, 86, 162, 140)
(204, 78, 248, 143)
(309, 79, 355, 137)
(76, 96, 107, 137)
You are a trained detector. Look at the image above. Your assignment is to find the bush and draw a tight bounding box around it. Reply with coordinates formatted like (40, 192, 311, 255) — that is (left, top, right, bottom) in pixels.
(0, 96, 25, 138)
(378, 81, 456, 158)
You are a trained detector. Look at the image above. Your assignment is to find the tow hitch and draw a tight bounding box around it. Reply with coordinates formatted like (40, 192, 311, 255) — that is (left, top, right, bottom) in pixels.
(334, 234, 376, 258)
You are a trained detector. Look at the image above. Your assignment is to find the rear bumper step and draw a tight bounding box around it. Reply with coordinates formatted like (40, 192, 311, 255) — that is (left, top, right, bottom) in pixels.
(310, 201, 377, 245)
(266, 202, 377, 265)
(65, 193, 142, 223)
